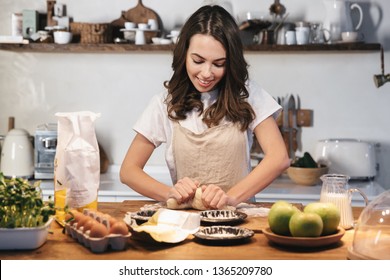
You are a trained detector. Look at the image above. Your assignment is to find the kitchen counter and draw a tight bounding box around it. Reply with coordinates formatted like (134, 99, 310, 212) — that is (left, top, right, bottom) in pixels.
(0, 200, 363, 260)
(38, 165, 385, 206)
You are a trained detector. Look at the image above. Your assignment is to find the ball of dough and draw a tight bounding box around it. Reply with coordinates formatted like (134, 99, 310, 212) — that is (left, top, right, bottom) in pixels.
(191, 188, 207, 210)
(166, 188, 207, 210)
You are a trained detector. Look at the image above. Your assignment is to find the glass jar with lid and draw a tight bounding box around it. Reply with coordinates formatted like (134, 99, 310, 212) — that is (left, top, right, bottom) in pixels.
(348, 190, 390, 259)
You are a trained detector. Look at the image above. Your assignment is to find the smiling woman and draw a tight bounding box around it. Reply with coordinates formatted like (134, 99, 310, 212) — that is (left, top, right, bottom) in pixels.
(120, 5, 289, 210)
(186, 34, 226, 92)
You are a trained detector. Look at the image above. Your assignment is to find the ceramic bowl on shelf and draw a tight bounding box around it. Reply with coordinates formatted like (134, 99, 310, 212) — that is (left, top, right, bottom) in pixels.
(287, 166, 329, 186)
(53, 31, 73, 44)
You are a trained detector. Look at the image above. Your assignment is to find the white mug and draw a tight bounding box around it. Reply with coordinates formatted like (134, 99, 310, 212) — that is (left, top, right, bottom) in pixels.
(124, 22, 136, 30)
(295, 26, 310, 45)
(285, 31, 296, 45)
(137, 23, 149, 30)
(147, 19, 158, 30)
(341, 31, 363, 42)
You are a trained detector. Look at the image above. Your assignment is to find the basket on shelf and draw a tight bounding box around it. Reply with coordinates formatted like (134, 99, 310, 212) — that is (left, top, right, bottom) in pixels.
(70, 22, 113, 44)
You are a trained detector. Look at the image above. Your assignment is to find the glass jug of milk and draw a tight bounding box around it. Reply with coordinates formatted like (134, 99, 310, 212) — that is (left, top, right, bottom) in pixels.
(320, 174, 368, 229)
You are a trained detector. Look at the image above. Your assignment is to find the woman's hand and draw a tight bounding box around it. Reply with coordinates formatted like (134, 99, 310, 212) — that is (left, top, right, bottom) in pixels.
(200, 184, 230, 209)
(168, 177, 199, 204)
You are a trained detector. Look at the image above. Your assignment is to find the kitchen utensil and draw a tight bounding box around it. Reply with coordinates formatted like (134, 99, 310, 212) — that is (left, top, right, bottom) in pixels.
(315, 139, 377, 179)
(320, 174, 368, 229)
(260, 29, 274, 45)
(273, 13, 289, 33)
(0, 128, 34, 178)
(282, 94, 298, 159)
(323, 0, 363, 42)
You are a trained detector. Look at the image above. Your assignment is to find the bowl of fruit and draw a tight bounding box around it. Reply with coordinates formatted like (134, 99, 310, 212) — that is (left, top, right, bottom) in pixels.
(263, 200, 344, 248)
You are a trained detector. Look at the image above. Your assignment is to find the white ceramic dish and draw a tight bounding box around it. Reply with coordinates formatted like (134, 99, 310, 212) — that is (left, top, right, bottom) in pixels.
(194, 226, 254, 245)
(0, 218, 53, 250)
(53, 31, 72, 44)
(200, 210, 247, 225)
(263, 226, 345, 248)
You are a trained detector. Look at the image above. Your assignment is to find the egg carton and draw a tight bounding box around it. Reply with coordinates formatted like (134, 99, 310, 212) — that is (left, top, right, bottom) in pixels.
(64, 209, 131, 253)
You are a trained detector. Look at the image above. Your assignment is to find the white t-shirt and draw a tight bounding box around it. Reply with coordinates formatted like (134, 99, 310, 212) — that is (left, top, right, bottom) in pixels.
(133, 80, 281, 183)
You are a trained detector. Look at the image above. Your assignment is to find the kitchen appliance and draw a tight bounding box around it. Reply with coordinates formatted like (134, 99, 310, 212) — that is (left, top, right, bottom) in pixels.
(0, 128, 34, 178)
(34, 123, 57, 179)
(315, 139, 377, 180)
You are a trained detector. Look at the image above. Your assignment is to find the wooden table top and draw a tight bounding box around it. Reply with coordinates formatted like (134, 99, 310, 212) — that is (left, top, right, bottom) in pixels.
(0, 200, 362, 260)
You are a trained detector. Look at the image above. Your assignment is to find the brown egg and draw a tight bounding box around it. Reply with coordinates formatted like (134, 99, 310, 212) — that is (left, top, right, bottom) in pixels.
(76, 215, 90, 230)
(101, 214, 117, 227)
(109, 221, 129, 235)
(108, 217, 118, 227)
(89, 222, 109, 238)
(82, 218, 97, 233)
(65, 209, 82, 225)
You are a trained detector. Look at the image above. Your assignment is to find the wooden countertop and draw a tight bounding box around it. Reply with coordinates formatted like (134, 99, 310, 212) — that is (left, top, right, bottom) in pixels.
(0, 200, 362, 260)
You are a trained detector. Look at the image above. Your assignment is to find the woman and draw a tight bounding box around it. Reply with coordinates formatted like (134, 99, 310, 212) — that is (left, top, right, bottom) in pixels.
(120, 5, 289, 209)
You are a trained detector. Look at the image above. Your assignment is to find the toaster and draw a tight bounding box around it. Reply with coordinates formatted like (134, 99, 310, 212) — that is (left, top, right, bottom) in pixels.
(315, 139, 377, 180)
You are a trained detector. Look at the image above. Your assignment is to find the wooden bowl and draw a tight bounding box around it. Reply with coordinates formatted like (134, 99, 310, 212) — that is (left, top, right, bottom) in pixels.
(287, 166, 329, 186)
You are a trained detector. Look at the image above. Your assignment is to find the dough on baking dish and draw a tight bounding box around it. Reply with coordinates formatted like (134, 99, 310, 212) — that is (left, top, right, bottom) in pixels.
(166, 187, 207, 210)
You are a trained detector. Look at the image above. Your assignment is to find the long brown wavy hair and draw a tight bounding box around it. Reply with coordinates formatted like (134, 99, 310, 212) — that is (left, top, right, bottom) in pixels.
(164, 5, 255, 131)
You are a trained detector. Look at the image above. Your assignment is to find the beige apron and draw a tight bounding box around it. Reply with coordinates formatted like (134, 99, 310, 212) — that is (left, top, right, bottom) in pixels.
(172, 122, 249, 192)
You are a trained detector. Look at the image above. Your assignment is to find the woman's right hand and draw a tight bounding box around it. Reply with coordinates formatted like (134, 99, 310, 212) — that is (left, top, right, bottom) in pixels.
(168, 177, 199, 204)
(201, 184, 230, 209)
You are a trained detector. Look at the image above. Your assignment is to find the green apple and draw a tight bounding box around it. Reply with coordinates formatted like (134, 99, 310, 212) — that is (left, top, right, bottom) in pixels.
(304, 202, 341, 235)
(289, 212, 323, 237)
(268, 201, 301, 236)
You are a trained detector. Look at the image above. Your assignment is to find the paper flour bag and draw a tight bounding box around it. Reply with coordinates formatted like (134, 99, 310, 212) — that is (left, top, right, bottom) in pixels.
(54, 111, 101, 225)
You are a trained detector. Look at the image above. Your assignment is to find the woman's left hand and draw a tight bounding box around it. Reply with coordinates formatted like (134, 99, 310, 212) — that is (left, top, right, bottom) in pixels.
(200, 184, 230, 209)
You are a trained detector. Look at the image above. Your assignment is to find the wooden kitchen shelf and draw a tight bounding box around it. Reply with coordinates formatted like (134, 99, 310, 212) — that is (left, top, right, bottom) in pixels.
(0, 42, 381, 53)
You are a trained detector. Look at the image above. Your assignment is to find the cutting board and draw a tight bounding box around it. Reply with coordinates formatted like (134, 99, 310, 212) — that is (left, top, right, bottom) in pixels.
(124, 0, 159, 24)
(111, 0, 162, 42)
